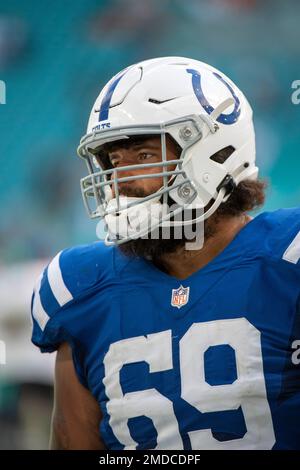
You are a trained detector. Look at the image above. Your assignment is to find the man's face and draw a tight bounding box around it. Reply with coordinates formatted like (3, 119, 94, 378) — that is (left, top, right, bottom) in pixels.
(103, 135, 180, 198)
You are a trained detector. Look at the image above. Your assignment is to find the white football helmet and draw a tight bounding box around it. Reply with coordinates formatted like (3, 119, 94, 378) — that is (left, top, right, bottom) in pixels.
(77, 56, 258, 245)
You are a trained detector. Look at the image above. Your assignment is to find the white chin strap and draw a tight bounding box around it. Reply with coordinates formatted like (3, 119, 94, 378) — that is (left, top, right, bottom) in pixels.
(103, 188, 227, 245)
(104, 196, 163, 242)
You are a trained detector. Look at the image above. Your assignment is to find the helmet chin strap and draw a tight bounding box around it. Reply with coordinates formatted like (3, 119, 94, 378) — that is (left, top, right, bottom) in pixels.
(104, 195, 163, 242)
(103, 186, 227, 245)
(161, 187, 226, 228)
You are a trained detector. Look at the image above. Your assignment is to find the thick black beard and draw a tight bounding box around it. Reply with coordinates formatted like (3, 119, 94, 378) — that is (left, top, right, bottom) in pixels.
(118, 211, 219, 272)
(115, 183, 220, 271)
(114, 176, 266, 272)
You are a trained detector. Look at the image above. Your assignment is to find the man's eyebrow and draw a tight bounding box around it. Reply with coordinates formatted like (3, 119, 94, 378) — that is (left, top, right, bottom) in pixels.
(130, 141, 160, 149)
(107, 140, 161, 154)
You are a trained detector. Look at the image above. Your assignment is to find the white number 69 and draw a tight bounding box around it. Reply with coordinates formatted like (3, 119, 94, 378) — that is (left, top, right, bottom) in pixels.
(103, 318, 275, 450)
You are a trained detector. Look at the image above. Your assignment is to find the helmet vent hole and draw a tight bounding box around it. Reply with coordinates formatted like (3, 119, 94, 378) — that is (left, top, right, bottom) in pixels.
(210, 146, 235, 164)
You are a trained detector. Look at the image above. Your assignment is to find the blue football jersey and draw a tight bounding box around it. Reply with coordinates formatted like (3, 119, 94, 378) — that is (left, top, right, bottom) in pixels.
(31, 208, 300, 450)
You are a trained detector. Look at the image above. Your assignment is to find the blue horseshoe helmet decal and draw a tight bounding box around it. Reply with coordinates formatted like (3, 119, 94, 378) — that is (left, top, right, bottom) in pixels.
(98, 68, 129, 122)
(187, 68, 241, 125)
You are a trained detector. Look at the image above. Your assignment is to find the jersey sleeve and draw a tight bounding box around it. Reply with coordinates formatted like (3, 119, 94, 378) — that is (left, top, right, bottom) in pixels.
(30, 241, 113, 387)
(268, 207, 300, 280)
(31, 251, 74, 353)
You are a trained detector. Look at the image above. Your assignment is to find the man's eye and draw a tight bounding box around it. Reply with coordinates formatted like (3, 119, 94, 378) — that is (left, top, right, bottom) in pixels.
(138, 153, 154, 161)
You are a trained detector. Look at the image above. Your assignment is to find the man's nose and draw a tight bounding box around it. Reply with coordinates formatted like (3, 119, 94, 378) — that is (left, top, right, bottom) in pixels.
(110, 148, 137, 167)
(110, 160, 140, 197)
(110, 155, 142, 179)
(110, 166, 139, 181)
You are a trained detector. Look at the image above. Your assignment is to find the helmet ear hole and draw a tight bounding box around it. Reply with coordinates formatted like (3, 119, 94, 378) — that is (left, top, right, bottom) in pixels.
(210, 146, 235, 164)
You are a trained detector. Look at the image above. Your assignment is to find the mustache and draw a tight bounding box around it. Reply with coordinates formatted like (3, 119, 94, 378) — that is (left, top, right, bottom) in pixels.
(118, 184, 151, 198)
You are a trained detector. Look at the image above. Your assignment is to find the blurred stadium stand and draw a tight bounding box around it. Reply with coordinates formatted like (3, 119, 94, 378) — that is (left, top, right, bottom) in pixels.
(0, 259, 54, 448)
(0, 0, 299, 448)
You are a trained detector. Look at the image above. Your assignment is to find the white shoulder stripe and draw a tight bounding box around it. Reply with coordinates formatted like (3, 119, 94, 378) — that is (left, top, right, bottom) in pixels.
(32, 274, 50, 331)
(47, 251, 73, 306)
(282, 230, 300, 264)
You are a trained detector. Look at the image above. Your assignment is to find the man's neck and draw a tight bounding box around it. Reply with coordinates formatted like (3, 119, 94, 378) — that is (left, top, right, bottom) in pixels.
(158, 214, 252, 280)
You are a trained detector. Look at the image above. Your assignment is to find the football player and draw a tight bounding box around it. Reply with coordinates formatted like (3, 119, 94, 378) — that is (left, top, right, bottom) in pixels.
(31, 57, 300, 449)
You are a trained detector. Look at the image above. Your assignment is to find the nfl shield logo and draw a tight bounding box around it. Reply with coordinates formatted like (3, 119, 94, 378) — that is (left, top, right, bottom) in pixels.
(171, 285, 190, 309)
